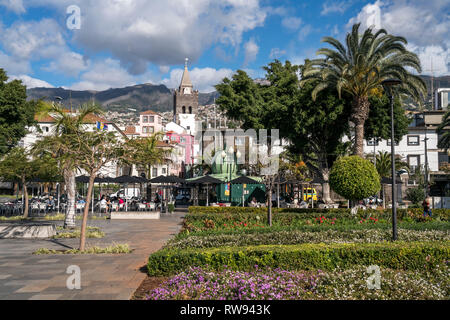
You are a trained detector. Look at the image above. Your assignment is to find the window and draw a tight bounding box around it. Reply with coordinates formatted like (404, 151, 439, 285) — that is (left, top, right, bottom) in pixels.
(180, 137, 186, 143)
(407, 155, 420, 171)
(149, 126, 154, 134)
(189, 106, 192, 114)
(43, 126, 49, 133)
(162, 168, 167, 174)
(182, 106, 186, 113)
(149, 116, 154, 123)
(366, 138, 378, 146)
(407, 135, 420, 146)
(143, 116, 148, 123)
(152, 168, 158, 177)
(387, 139, 399, 146)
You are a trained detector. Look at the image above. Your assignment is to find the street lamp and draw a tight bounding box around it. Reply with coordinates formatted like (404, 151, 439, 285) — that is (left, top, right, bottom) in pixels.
(382, 78, 402, 241)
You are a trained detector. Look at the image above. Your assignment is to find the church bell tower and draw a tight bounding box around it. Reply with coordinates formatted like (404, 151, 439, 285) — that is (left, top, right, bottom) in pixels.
(173, 58, 198, 134)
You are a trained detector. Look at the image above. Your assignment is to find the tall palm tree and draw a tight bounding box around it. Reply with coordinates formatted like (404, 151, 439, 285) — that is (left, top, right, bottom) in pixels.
(437, 110, 450, 150)
(32, 102, 104, 229)
(301, 23, 426, 157)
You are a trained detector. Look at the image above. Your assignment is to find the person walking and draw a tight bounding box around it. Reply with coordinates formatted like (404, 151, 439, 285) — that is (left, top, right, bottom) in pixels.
(106, 196, 112, 218)
(422, 197, 432, 217)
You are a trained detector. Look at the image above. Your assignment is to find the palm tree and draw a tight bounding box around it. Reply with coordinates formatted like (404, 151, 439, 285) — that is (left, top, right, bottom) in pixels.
(32, 102, 104, 229)
(301, 23, 426, 157)
(371, 151, 409, 178)
(437, 110, 450, 150)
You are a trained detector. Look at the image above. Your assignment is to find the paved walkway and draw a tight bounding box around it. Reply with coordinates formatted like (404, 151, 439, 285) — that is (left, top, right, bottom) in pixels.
(0, 211, 185, 300)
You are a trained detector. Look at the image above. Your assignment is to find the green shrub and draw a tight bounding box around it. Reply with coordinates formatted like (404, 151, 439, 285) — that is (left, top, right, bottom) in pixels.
(147, 241, 450, 276)
(33, 243, 132, 254)
(329, 156, 381, 201)
(168, 203, 175, 213)
(406, 187, 426, 205)
(165, 229, 450, 249)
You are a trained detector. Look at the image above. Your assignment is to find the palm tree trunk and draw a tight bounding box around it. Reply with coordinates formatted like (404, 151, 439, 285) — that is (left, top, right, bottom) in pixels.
(64, 169, 76, 229)
(22, 178, 29, 218)
(352, 96, 370, 157)
(80, 174, 95, 251)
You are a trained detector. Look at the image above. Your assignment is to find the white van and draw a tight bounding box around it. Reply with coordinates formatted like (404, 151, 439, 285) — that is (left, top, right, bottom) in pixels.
(110, 188, 141, 200)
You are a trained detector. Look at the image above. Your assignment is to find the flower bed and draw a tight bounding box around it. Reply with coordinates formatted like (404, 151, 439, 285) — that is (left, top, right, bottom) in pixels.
(183, 208, 450, 233)
(147, 265, 449, 300)
(147, 241, 450, 276)
(165, 229, 450, 249)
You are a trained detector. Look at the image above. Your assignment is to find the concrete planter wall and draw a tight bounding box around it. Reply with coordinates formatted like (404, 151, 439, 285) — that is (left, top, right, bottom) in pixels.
(110, 212, 160, 220)
(0, 223, 56, 239)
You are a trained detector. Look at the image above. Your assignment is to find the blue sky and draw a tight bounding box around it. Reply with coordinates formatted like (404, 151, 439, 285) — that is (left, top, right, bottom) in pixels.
(0, 0, 448, 92)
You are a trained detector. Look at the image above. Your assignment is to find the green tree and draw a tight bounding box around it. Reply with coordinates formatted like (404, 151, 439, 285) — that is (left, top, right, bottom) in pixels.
(0, 147, 59, 217)
(301, 23, 426, 157)
(436, 110, 450, 150)
(406, 187, 425, 206)
(122, 133, 171, 178)
(365, 95, 411, 143)
(216, 61, 352, 204)
(59, 130, 124, 251)
(0, 69, 39, 155)
(33, 102, 104, 229)
(330, 156, 381, 202)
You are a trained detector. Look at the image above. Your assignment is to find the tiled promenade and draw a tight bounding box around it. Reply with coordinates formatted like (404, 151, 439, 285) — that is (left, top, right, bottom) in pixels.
(0, 211, 184, 300)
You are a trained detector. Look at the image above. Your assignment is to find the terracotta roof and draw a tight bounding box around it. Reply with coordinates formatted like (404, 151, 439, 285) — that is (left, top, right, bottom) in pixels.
(140, 110, 160, 115)
(35, 111, 109, 124)
(123, 126, 137, 135)
(156, 141, 174, 148)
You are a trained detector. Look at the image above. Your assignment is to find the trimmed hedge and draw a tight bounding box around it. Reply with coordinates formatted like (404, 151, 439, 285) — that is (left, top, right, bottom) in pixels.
(165, 229, 450, 249)
(147, 241, 450, 276)
(187, 206, 450, 221)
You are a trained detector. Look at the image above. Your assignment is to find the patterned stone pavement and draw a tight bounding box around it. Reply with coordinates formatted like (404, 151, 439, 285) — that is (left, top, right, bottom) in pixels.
(0, 211, 184, 300)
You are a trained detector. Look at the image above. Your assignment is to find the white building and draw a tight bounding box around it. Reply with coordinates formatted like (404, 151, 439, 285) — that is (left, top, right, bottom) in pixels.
(363, 111, 449, 173)
(21, 112, 127, 178)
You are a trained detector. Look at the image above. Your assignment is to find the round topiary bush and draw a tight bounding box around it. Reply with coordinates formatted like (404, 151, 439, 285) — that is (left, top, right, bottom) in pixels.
(330, 156, 381, 201)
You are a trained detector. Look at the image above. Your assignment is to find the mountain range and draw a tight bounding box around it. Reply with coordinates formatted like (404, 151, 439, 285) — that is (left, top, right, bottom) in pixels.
(26, 75, 449, 113)
(26, 83, 219, 114)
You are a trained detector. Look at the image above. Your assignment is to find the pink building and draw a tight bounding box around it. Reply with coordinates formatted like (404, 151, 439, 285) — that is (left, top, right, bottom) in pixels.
(165, 131, 194, 166)
(139, 110, 163, 136)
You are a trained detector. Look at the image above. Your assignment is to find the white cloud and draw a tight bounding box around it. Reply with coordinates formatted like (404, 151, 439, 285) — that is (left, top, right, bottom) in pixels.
(281, 17, 302, 31)
(269, 48, 286, 59)
(348, 0, 450, 76)
(321, 1, 352, 15)
(70, 59, 139, 91)
(0, 50, 31, 74)
(162, 67, 234, 93)
(9, 75, 54, 88)
(298, 24, 313, 41)
(243, 38, 259, 67)
(24, 0, 267, 75)
(42, 52, 88, 77)
(0, 0, 25, 14)
(0, 19, 65, 60)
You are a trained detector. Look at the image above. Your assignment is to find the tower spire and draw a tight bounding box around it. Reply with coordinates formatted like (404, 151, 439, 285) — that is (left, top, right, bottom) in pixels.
(180, 57, 193, 89)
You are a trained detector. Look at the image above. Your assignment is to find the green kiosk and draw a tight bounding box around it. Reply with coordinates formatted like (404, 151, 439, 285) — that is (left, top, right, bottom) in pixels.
(187, 148, 266, 206)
